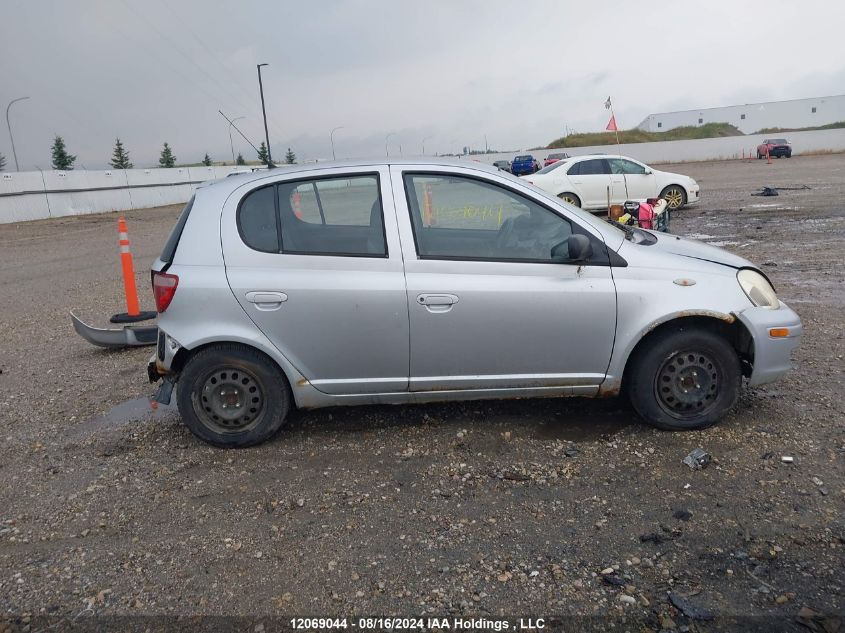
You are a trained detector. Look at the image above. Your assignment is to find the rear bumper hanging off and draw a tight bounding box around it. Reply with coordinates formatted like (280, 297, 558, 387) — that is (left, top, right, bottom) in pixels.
(70, 312, 157, 348)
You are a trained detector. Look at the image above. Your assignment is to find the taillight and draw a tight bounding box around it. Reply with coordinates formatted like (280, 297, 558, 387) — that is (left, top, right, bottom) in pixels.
(152, 272, 179, 313)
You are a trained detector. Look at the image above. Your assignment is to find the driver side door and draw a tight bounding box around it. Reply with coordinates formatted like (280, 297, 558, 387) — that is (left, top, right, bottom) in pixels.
(390, 168, 618, 393)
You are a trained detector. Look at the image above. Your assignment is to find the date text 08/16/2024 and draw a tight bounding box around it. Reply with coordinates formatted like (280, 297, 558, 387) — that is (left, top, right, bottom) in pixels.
(289, 617, 546, 630)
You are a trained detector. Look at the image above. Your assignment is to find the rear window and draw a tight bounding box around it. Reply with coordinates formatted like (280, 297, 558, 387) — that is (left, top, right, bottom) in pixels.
(770, 138, 788, 144)
(160, 195, 194, 264)
(514, 155, 531, 161)
(536, 160, 568, 175)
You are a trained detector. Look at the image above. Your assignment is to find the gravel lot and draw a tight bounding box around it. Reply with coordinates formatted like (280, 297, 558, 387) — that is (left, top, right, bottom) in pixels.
(1, 154, 843, 631)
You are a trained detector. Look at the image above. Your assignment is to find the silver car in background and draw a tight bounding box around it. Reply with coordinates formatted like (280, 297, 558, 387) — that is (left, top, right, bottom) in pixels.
(149, 159, 802, 447)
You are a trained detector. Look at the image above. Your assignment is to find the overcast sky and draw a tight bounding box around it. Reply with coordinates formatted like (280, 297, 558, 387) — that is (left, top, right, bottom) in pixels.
(2, 0, 844, 169)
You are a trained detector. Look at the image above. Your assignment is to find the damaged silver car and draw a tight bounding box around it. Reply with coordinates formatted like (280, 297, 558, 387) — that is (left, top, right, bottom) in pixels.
(148, 159, 802, 447)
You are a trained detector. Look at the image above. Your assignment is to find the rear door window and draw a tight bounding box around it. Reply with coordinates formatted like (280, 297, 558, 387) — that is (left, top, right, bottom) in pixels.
(237, 174, 386, 257)
(576, 159, 610, 175)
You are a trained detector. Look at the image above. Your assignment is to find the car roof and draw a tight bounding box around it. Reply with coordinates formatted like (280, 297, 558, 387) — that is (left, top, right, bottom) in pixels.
(199, 157, 505, 192)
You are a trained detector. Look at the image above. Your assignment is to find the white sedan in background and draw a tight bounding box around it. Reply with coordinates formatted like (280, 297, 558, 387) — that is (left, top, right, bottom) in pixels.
(522, 154, 700, 211)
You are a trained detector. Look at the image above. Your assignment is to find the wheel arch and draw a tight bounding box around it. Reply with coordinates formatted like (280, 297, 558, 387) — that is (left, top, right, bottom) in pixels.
(170, 338, 302, 403)
(601, 313, 754, 396)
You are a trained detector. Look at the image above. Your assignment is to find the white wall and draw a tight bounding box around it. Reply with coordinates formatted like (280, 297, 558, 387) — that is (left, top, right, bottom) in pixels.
(476, 127, 845, 168)
(636, 95, 845, 134)
(0, 165, 249, 224)
(2, 127, 844, 224)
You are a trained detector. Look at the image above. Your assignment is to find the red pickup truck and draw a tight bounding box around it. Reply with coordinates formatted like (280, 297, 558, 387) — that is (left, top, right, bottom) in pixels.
(757, 138, 792, 159)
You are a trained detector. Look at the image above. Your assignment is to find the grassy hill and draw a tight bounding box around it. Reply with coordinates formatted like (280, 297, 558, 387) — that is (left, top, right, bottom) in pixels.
(546, 122, 743, 149)
(756, 121, 845, 134)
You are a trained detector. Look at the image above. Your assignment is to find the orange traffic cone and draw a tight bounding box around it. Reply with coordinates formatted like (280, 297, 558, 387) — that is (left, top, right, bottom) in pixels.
(110, 216, 156, 323)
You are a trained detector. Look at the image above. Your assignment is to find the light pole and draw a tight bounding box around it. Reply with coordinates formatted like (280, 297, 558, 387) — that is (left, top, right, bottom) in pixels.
(330, 126, 344, 160)
(385, 132, 395, 157)
(228, 116, 245, 163)
(421, 135, 432, 155)
(484, 134, 489, 153)
(256, 63, 273, 168)
(6, 97, 30, 172)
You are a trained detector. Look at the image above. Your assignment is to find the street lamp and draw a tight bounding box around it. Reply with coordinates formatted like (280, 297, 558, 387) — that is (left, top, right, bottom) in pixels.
(6, 97, 30, 172)
(228, 116, 245, 163)
(421, 135, 433, 155)
(385, 132, 395, 157)
(330, 126, 344, 160)
(256, 63, 273, 168)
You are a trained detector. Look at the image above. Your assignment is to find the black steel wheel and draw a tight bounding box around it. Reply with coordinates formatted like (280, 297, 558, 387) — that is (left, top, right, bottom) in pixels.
(627, 327, 740, 431)
(177, 343, 290, 447)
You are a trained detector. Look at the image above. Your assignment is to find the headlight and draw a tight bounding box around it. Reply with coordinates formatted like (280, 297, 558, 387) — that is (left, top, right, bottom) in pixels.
(737, 269, 779, 308)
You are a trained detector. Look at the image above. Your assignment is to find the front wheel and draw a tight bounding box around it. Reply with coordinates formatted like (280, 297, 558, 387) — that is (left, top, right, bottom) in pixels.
(177, 343, 290, 447)
(660, 185, 687, 210)
(626, 328, 741, 431)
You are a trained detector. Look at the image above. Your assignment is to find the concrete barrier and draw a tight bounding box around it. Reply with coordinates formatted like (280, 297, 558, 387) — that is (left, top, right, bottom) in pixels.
(0, 165, 247, 224)
(476, 127, 845, 168)
(2, 127, 843, 224)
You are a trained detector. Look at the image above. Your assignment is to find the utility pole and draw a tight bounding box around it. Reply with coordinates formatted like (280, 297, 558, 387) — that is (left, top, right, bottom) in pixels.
(228, 116, 245, 163)
(330, 126, 344, 160)
(6, 97, 30, 171)
(422, 135, 432, 155)
(256, 63, 273, 168)
(385, 132, 395, 157)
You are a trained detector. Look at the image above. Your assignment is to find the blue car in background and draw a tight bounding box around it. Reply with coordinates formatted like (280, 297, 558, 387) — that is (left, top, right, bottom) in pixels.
(511, 154, 540, 176)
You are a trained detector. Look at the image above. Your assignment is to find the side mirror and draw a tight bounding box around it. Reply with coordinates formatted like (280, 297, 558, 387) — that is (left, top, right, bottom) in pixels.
(551, 234, 593, 263)
(644, 168, 653, 175)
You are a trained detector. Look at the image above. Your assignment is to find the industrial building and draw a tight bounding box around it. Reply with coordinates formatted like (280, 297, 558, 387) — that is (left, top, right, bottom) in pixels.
(636, 94, 845, 134)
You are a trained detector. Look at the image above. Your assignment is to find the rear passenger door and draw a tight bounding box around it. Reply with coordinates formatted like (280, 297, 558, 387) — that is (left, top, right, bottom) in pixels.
(221, 167, 409, 394)
(567, 158, 611, 208)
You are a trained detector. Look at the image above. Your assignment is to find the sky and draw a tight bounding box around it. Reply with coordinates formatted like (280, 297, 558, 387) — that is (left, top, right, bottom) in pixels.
(1, 0, 844, 169)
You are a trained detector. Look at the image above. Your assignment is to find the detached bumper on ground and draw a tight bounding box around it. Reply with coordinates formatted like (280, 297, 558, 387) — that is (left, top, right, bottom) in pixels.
(71, 312, 157, 348)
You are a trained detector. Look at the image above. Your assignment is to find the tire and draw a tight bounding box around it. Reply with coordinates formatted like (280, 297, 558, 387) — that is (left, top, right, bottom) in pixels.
(659, 185, 687, 210)
(757, 152, 763, 159)
(626, 327, 741, 431)
(177, 343, 290, 447)
(557, 192, 581, 207)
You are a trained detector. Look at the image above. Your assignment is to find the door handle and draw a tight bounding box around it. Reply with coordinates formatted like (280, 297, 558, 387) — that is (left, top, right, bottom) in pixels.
(245, 291, 288, 311)
(417, 293, 459, 313)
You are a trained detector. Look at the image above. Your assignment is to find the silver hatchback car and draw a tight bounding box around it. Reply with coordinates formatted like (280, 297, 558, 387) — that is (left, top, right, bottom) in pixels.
(149, 159, 802, 447)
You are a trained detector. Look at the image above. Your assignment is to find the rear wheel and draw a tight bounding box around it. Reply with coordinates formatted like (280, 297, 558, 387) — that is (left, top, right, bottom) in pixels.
(177, 343, 290, 447)
(660, 185, 687, 210)
(627, 328, 740, 431)
(558, 192, 581, 207)
(757, 152, 763, 159)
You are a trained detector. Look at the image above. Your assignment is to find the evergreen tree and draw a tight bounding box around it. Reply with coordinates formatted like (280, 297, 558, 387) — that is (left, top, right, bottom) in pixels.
(51, 136, 76, 170)
(159, 142, 176, 168)
(202, 153, 213, 166)
(109, 138, 133, 169)
(235, 152, 246, 166)
(0, 152, 6, 171)
(284, 147, 296, 164)
(256, 142, 268, 165)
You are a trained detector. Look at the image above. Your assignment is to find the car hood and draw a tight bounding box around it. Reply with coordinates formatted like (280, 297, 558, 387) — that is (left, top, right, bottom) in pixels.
(647, 231, 753, 269)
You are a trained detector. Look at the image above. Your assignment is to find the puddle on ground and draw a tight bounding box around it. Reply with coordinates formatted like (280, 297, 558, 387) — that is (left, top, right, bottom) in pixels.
(69, 396, 178, 439)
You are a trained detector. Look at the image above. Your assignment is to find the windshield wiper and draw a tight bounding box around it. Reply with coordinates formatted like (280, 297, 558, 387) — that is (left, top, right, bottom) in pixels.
(608, 219, 635, 240)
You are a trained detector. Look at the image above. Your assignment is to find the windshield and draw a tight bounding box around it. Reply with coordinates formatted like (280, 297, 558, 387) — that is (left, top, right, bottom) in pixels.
(769, 138, 788, 144)
(535, 160, 569, 175)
